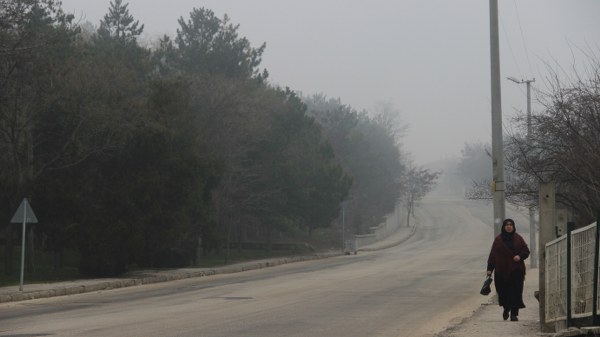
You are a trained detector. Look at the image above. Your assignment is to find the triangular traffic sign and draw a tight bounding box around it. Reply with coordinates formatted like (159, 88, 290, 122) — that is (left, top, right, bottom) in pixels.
(11, 198, 38, 223)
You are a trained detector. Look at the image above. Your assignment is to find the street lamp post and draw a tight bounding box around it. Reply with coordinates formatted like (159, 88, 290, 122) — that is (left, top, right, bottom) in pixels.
(507, 76, 537, 268)
(342, 203, 345, 251)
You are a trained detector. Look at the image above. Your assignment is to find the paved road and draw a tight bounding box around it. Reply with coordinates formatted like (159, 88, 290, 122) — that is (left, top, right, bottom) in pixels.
(0, 196, 493, 337)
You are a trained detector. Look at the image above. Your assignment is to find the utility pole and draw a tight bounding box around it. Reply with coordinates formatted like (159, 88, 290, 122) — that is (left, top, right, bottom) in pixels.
(489, 0, 505, 236)
(507, 76, 537, 268)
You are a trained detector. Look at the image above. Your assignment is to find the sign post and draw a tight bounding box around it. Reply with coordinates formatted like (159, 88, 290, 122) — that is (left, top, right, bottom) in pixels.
(10, 198, 38, 291)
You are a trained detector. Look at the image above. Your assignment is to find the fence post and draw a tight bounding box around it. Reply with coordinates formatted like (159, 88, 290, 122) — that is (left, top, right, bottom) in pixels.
(594, 211, 600, 326)
(566, 222, 574, 327)
(539, 182, 556, 332)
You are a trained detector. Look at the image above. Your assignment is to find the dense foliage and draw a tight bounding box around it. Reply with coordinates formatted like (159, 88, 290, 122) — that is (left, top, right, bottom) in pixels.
(303, 95, 408, 234)
(1, 0, 435, 277)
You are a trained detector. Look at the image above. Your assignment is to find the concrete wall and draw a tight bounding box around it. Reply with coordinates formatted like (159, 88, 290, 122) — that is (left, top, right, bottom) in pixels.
(353, 201, 406, 249)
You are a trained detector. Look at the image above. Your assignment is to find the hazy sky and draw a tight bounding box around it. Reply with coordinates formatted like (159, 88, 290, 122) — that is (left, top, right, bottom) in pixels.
(59, 0, 600, 164)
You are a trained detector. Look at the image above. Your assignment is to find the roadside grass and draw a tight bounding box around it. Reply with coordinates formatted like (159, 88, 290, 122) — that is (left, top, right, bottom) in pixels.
(0, 249, 81, 287)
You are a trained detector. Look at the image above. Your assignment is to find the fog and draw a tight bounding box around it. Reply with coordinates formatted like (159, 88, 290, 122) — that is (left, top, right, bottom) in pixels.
(59, 0, 600, 164)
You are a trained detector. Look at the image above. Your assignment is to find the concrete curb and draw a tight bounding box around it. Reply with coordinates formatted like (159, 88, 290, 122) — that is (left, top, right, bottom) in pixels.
(1, 222, 418, 305)
(0, 251, 342, 304)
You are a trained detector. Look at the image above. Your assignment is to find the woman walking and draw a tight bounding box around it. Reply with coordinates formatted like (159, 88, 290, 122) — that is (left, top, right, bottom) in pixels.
(486, 218, 530, 321)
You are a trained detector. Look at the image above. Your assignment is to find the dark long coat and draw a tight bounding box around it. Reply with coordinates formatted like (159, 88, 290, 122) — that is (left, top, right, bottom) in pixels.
(487, 231, 530, 309)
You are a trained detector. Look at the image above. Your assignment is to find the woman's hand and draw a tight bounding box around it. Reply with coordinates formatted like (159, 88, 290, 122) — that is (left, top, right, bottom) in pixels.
(486, 271, 492, 276)
(513, 255, 521, 262)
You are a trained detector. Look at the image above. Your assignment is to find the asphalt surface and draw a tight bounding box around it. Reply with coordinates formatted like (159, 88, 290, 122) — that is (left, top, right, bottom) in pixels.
(0, 202, 547, 337)
(0, 216, 415, 305)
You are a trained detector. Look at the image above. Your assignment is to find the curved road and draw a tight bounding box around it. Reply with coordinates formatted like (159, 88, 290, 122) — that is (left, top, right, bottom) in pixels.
(0, 196, 494, 337)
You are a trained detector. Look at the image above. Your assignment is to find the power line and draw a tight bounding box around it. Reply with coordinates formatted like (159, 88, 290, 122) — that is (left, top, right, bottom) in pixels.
(512, 0, 534, 77)
(499, 12, 523, 79)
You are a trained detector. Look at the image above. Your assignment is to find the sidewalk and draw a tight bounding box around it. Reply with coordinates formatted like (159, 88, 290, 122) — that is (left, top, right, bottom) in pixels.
(434, 267, 542, 337)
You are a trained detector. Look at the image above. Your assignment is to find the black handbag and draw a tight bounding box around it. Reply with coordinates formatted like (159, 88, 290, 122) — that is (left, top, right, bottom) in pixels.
(480, 276, 493, 296)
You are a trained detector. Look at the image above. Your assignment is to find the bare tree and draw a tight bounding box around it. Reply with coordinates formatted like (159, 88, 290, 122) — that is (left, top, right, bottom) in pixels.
(403, 166, 439, 227)
(504, 50, 600, 225)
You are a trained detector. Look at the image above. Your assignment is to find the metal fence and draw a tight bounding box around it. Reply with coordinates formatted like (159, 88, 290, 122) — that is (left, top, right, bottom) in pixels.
(546, 235, 567, 322)
(545, 222, 598, 323)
